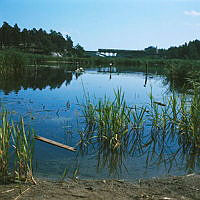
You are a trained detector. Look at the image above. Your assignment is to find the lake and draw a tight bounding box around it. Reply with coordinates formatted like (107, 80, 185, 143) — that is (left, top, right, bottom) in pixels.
(0, 65, 198, 181)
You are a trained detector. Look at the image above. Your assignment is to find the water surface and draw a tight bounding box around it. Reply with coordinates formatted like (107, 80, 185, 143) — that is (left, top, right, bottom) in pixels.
(0, 65, 198, 180)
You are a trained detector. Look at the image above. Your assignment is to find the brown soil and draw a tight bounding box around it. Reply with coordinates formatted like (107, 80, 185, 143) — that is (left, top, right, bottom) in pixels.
(0, 174, 200, 200)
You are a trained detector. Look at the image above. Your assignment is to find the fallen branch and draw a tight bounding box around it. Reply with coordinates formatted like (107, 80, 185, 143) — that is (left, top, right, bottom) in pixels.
(34, 135, 76, 152)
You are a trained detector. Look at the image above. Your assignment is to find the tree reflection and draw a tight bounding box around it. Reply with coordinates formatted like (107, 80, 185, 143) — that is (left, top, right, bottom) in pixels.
(0, 66, 76, 94)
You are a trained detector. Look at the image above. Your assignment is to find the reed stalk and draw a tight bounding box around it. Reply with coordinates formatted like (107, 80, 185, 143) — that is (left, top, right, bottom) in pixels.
(12, 118, 35, 181)
(79, 89, 146, 174)
(0, 109, 35, 183)
(0, 111, 12, 182)
(80, 86, 200, 173)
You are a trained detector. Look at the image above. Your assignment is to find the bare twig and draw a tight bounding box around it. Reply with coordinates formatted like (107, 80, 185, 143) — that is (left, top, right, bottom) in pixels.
(14, 187, 31, 200)
(1, 189, 15, 193)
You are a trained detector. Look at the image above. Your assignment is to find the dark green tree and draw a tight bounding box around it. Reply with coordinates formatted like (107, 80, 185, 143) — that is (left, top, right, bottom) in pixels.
(0, 22, 85, 56)
(74, 43, 85, 57)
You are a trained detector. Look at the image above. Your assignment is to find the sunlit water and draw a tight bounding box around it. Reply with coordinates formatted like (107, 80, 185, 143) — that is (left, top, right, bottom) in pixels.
(0, 66, 198, 181)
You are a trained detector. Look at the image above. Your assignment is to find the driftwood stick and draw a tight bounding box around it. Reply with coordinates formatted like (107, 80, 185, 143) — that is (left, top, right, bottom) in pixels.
(14, 187, 31, 200)
(34, 135, 76, 152)
(1, 189, 15, 194)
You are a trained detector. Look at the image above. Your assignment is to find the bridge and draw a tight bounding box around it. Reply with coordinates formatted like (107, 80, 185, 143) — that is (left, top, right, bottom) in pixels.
(98, 49, 147, 58)
(86, 47, 159, 58)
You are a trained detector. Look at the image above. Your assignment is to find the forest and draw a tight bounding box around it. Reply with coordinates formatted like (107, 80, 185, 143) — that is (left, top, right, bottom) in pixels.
(0, 22, 85, 56)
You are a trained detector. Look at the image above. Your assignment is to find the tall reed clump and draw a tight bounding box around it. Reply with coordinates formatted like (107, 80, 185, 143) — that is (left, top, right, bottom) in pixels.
(0, 111, 12, 182)
(178, 86, 200, 145)
(0, 110, 35, 183)
(12, 118, 35, 182)
(80, 90, 135, 150)
(80, 86, 200, 173)
(145, 85, 200, 171)
(96, 90, 130, 151)
(79, 89, 146, 174)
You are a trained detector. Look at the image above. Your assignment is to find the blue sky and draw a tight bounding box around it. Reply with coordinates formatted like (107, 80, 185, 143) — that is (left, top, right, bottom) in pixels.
(0, 0, 200, 50)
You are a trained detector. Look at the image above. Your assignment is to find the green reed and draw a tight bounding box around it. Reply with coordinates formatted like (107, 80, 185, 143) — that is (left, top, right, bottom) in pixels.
(0, 49, 26, 80)
(0, 111, 12, 182)
(79, 85, 200, 174)
(12, 118, 35, 181)
(145, 85, 200, 171)
(0, 110, 35, 183)
(96, 90, 130, 150)
(178, 87, 200, 145)
(78, 89, 146, 174)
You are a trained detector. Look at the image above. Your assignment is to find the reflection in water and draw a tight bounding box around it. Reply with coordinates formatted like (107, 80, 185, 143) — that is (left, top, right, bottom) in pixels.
(0, 66, 82, 94)
(97, 65, 118, 80)
(97, 67, 117, 73)
(76, 92, 200, 177)
(77, 118, 200, 177)
(144, 74, 148, 87)
(0, 65, 199, 180)
(75, 71, 83, 80)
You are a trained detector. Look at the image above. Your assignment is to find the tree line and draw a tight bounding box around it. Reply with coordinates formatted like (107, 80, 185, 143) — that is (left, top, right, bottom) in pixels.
(162, 40, 200, 59)
(144, 41, 200, 60)
(0, 22, 85, 57)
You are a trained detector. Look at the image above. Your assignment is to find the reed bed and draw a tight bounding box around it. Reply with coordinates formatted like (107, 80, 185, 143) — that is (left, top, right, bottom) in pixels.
(12, 118, 35, 182)
(79, 86, 200, 174)
(78, 89, 146, 174)
(80, 89, 146, 150)
(0, 111, 35, 183)
(0, 111, 12, 182)
(145, 85, 200, 171)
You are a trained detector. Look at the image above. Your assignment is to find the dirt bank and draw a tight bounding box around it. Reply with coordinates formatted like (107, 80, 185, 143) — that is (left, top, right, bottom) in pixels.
(0, 174, 200, 200)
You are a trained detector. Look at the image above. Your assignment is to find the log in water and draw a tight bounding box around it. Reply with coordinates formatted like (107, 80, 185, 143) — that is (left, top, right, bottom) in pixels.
(34, 135, 76, 152)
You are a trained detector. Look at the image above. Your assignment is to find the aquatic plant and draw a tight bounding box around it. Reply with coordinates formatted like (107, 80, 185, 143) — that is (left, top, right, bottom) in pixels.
(12, 118, 35, 182)
(0, 111, 12, 182)
(79, 85, 200, 174)
(78, 89, 146, 174)
(145, 85, 200, 171)
(60, 162, 80, 182)
(0, 110, 35, 183)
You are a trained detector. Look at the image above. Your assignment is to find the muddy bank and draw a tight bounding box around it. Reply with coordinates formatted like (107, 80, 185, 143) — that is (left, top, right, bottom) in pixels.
(0, 174, 200, 200)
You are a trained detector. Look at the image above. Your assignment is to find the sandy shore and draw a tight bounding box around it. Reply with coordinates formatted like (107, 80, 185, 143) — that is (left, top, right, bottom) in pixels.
(0, 174, 200, 200)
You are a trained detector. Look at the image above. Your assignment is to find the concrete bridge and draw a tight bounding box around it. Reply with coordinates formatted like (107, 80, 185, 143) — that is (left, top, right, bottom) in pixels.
(98, 49, 147, 58)
(86, 47, 159, 58)
(97, 49, 118, 57)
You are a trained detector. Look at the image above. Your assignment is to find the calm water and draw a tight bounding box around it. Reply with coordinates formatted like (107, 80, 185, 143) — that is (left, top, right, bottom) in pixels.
(0, 66, 198, 181)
